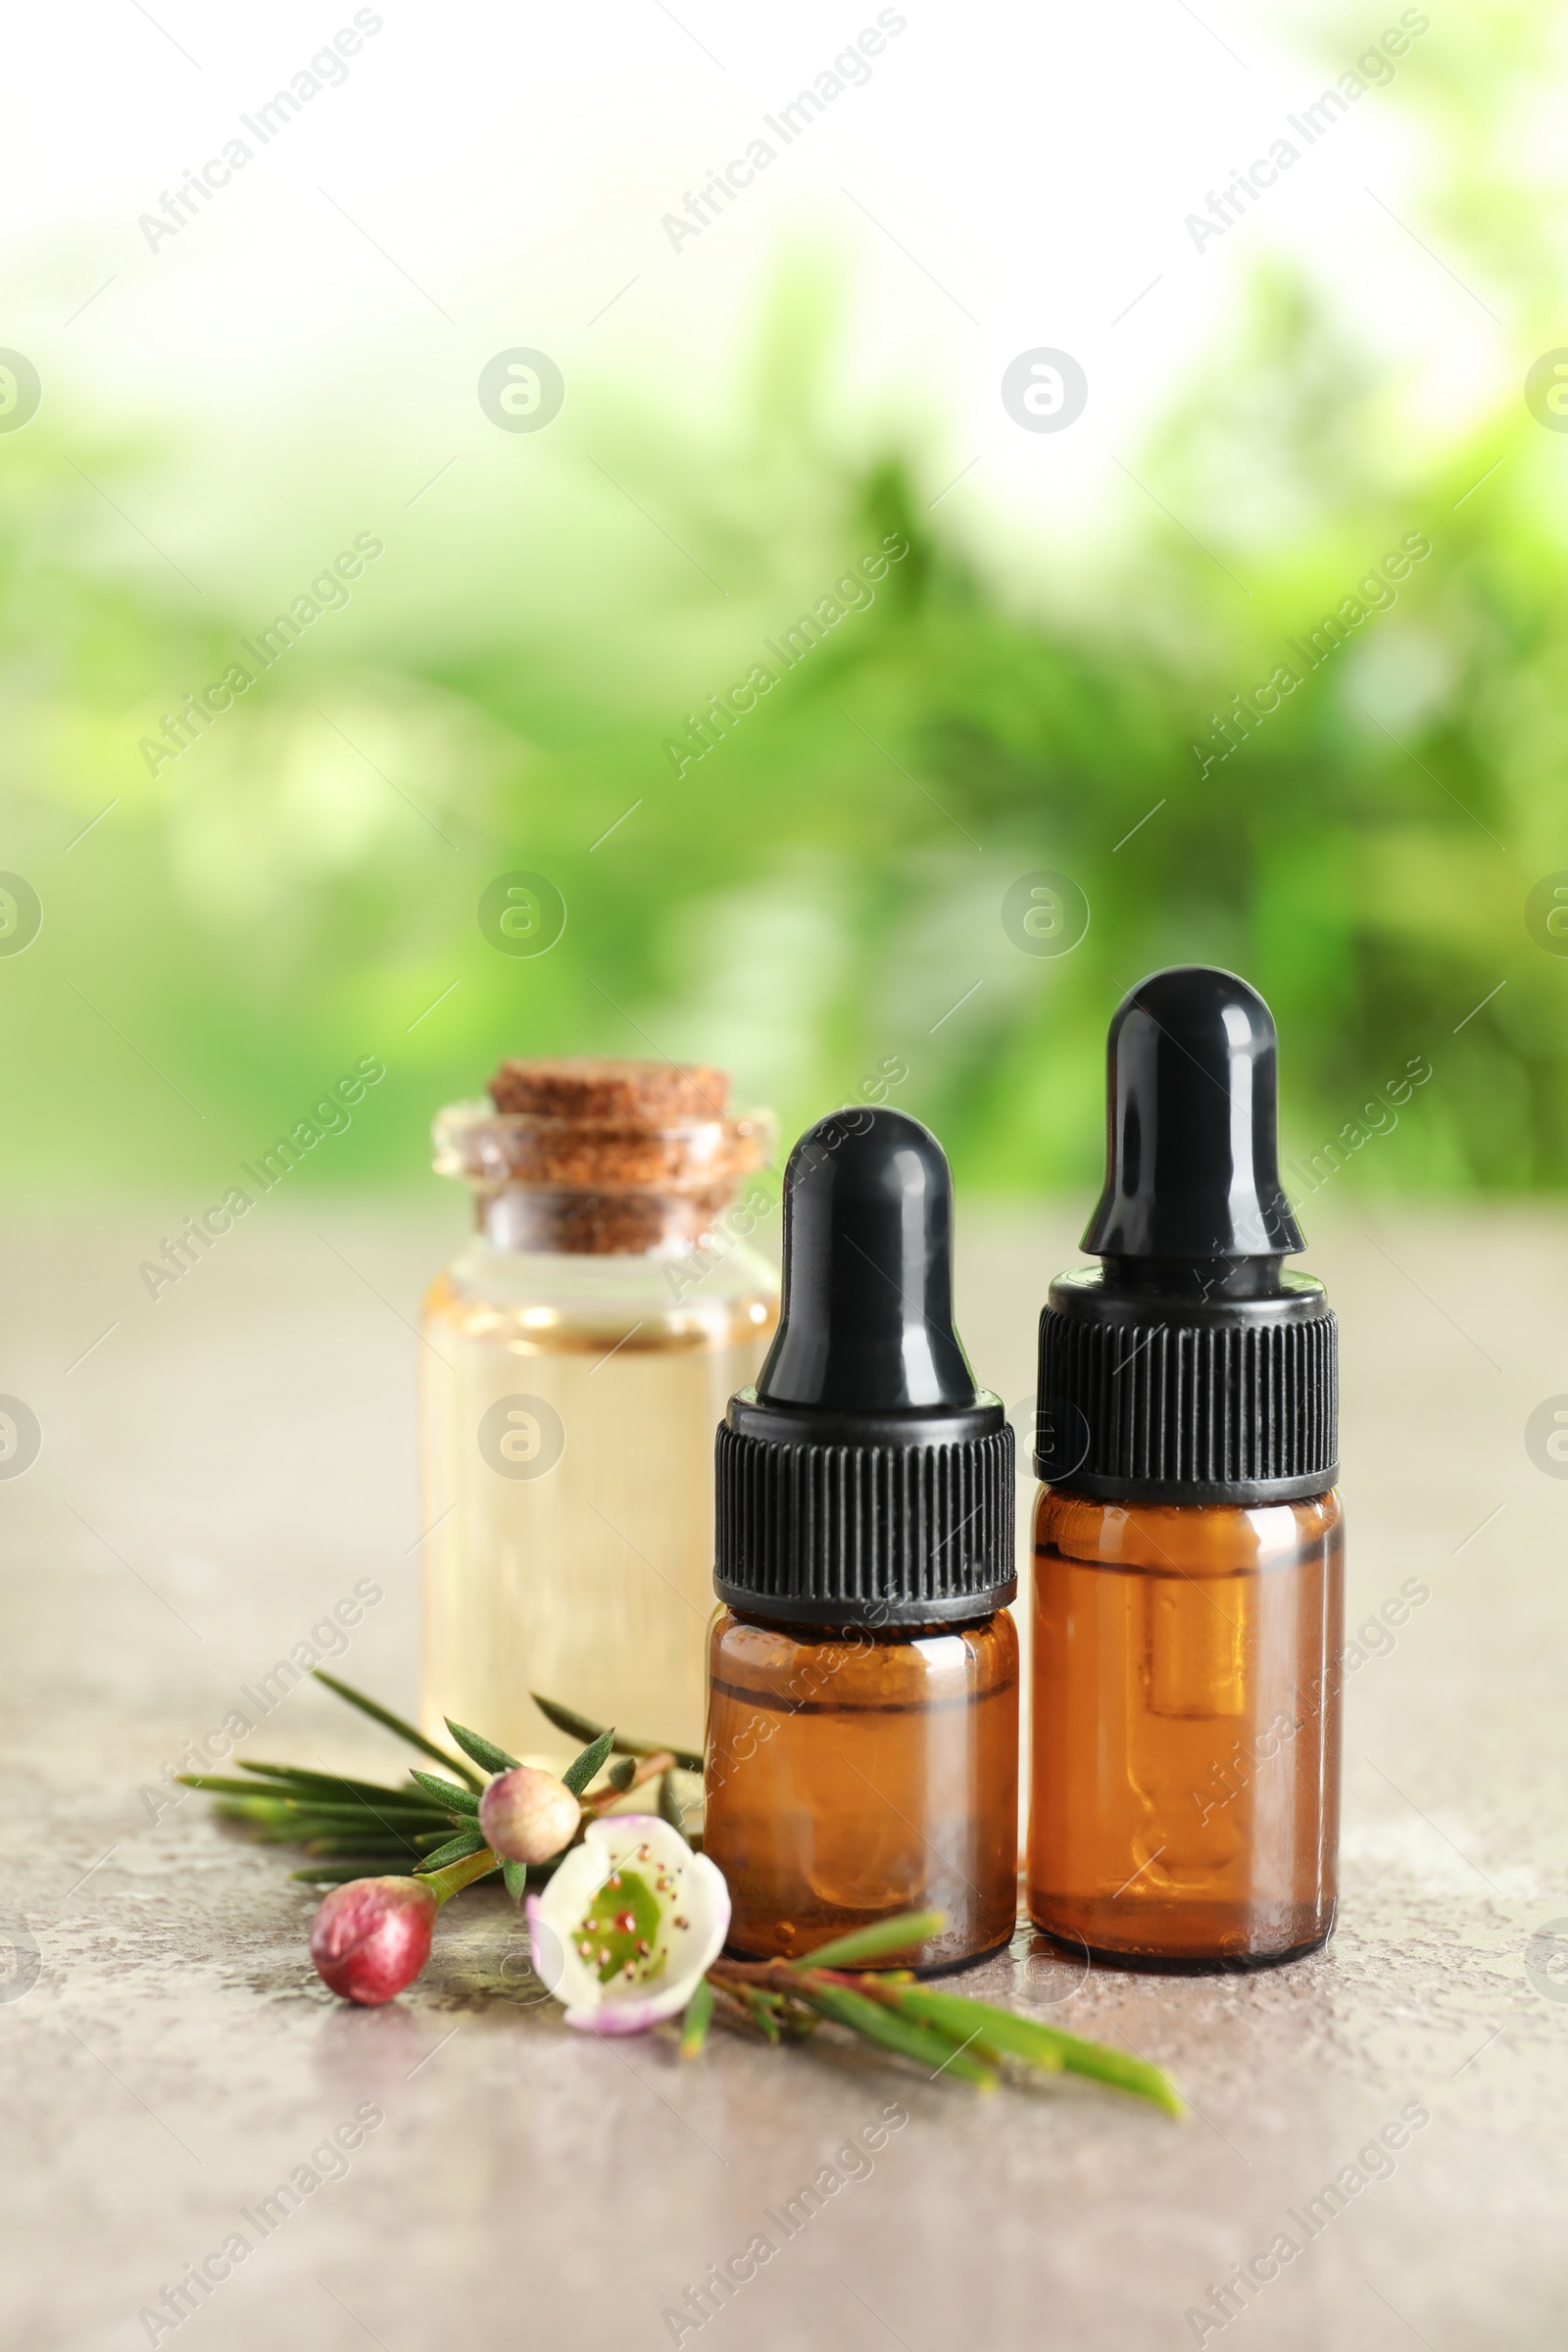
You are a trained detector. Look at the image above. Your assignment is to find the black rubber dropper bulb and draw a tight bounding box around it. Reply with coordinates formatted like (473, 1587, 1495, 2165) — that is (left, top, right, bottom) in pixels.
(1084, 964, 1304, 1298)
(756, 1108, 978, 1414)
(715, 1106, 1014, 1626)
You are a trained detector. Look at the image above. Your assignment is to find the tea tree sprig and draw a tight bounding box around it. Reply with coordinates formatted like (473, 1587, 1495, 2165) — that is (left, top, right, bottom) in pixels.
(707, 1914, 1184, 2114)
(180, 1674, 1184, 2113)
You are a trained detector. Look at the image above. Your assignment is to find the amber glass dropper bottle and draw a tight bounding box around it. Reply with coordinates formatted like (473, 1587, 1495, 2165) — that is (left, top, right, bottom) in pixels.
(1028, 967, 1342, 1970)
(704, 1108, 1019, 1972)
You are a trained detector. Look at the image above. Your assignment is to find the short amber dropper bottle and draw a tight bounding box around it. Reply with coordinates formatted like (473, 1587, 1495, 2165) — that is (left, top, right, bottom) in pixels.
(1027, 966, 1343, 1970)
(703, 1108, 1019, 1972)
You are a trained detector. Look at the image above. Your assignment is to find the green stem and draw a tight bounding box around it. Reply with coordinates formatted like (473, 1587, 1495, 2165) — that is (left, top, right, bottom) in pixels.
(420, 1845, 502, 1904)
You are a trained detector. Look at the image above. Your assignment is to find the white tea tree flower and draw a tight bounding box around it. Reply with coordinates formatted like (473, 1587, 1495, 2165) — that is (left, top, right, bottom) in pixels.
(527, 1815, 728, 2034)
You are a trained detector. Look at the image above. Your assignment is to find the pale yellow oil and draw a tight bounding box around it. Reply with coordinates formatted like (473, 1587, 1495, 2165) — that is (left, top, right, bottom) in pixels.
(420, 1266, 776, 1768)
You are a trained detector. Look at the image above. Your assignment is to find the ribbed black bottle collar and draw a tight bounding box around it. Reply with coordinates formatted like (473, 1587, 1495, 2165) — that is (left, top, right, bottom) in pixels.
(714, 1389, 1015, 1628)
(1035, 1267, 1338, 1505)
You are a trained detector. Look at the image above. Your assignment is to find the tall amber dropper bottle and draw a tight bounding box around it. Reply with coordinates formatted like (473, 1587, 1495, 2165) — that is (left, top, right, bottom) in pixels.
(1028, 967, 1342, 1970)
(704, 1108, 1019, 1972)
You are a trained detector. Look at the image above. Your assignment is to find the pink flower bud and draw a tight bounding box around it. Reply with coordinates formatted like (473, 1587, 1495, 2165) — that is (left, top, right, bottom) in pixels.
(478, 1766, 581, 1864)
(310, 1876, 439, 2005)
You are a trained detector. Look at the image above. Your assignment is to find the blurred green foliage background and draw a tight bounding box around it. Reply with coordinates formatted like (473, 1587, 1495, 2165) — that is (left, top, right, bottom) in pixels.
(4, 15, 1566, 1211)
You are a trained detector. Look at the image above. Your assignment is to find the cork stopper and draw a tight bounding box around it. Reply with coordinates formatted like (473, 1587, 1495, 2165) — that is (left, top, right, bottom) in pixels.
(433, 1056, 773, 1255)
(489, 1056, 728, 1121)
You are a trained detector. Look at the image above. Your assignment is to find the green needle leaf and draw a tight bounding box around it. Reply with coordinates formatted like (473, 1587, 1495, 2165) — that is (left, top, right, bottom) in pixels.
(531, 1691, 702, 1775)
(790, 1910, 947, 1970)
(409, 1769, 481, 1816)
(416, 1829, 487, 1873)
(312, 1670, 482, 1788)
(178, 1775, 284, 1798)
(445, 1720, 520, 1775)
(208, 1793, 301, 1819)
(608, 1755, 638, 1791)
(879, 1986, 1184, 2116)
(179, 1775, 439, 1807)
(562, 1729, 615, 1796)
(799, 1983, 998, 2087)
(529, 1692, 606, 1746)
(234, 1762, 438, 1807)
(209, 1808, 305, 1840)
(735, 1984, 781, 2044)
(302, 1836, 426, 1859)
(270, 1799, 448, 1827)
(680, 1977, 715, 2059)
(502, 1859, 529, 1903)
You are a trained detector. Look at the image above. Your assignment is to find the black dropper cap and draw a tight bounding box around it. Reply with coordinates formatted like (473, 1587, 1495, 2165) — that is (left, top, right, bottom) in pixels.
(715, 1108, 1014, 1626)
(1037, 967, 1338, 1503)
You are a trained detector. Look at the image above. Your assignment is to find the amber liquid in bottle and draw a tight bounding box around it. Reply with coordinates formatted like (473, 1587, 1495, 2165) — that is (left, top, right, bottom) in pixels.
(1028, 1488, 1343, 1968)
(705, 1607, 1019, 1970)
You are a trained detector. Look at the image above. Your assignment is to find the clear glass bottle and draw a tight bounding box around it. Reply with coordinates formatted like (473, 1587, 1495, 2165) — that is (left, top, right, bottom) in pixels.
(703, 1107, 1019, 1972)
(419, 1058, 777, 1767)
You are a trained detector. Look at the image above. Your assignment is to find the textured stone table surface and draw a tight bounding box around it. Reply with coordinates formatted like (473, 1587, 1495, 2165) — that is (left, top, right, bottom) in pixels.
(3, 1200, 1565, 2351)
